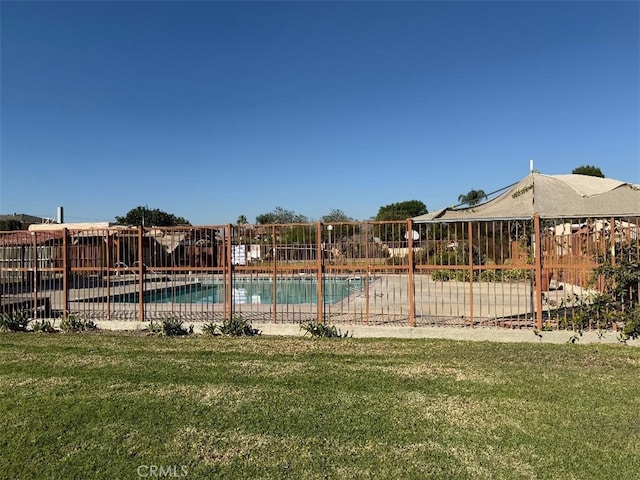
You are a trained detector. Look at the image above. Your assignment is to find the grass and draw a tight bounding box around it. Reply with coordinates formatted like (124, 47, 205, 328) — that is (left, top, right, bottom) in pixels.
(1, 333, 639, 479)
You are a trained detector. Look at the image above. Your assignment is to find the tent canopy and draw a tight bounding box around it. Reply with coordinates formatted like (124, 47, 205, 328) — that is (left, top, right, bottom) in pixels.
(413, 173, 640, 223)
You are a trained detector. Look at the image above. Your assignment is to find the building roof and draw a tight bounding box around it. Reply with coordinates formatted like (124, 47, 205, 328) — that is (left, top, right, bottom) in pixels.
(28, 222, 114, 231)
(0, 213, 51, 226)
(0, 230, 63, 246)
(414, 173, 640, 223)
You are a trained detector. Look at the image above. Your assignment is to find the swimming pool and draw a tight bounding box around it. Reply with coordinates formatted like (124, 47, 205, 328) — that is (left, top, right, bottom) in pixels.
(116, 276, 371, 305)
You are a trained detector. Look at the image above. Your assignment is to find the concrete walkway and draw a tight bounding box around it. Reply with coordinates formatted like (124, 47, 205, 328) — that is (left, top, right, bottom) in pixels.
(94, 320, 639, 346)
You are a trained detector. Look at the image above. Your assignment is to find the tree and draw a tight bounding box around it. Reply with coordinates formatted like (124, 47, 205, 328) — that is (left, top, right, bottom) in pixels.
(374, 200, 427, 221)
(457, 189, 486, 206)
(374, 200, 427, 243)
(320, 209, 358, 242)
(0, 219, 23, 231)
(572, 165, 605, 178)
(320, 209, 354, 224)
(255, 206, 308, 225)
(236, 215, 248, 225)
(115, 206, 190, 227)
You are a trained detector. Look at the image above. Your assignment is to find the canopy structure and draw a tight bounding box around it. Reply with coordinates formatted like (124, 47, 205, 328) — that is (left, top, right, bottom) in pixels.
(414, 172, 640, 222)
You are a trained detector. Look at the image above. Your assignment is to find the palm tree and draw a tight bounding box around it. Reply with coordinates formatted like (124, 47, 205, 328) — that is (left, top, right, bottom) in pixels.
(457, 189, 487, 206)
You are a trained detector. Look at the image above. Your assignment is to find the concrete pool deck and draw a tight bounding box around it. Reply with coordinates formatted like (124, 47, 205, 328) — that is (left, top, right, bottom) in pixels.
(24, 273, 635, 345)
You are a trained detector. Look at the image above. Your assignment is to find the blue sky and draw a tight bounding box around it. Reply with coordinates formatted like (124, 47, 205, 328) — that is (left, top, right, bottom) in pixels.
(1, 1, 638, 225)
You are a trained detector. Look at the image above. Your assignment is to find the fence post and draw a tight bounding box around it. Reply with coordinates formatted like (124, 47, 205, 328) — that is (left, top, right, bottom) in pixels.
(468, 222, 474, 328)
(105, 231, 111, 321)
(317, 222, 324, 324)
(610, 216, 616, 267)
(533, 214, 543, 330)
(365, 221, 370, 325)
(62, 228, 69, 319)
(271, 225, 277, 323)
(226, 224, 234, 320)
(407, 219, 415, 327)
(138, 227, 144, 322)
(31, 232, 38, 319)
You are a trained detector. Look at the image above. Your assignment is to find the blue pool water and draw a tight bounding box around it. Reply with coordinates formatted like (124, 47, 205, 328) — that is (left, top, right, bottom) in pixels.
(115, 276, 370, 305)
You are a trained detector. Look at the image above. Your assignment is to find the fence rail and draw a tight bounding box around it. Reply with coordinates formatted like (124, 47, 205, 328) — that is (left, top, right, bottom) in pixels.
(1, 217, 638, 331)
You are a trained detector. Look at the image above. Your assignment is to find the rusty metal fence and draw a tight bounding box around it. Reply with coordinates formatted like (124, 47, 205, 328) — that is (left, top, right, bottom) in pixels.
(1, 217, 638, 330)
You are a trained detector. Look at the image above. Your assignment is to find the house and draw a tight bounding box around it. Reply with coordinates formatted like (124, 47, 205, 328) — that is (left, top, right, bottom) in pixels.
(0, 213, 54, 230)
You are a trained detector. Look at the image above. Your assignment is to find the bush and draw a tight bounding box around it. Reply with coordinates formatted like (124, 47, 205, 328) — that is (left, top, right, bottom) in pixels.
(31, 319, 58, 333)
(620, 306, 640, 341)
(558, 242, 640, 340)
(163, 318, 193, 336)
(59, 316, 98, 333)
(430, 269, 471, 282)
(204, 316, 261, 337)
(386, 255, 407, 266)
(201, 321, 218, 336)
(477, 269, 531, 282)
(344, 241, 389, 259)
(148, 318, 193, 336)
(0, 310, 31, 332)
(300, 321, 351, 338)
(416, 242, 485, 266)
(147, 319, 163, 335)
(500, 268, 531, 281)
(415, 242, 487, 282)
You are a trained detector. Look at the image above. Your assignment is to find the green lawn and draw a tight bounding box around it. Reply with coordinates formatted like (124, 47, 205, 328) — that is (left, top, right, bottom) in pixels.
(1, 332, 639, 479)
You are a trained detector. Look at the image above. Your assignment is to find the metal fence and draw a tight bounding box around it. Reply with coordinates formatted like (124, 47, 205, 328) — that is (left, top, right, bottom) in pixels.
(1, 217, 638, 330)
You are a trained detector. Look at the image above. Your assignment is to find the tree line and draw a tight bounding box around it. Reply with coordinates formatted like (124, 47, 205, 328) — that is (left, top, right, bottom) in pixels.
(1, 164, 606, 229)
(112, 164, 605, 226)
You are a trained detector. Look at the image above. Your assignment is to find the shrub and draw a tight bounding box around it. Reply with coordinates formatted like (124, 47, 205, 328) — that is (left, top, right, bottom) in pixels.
(500, 268, 531, 281)
(201, 321, 218, 336)
(620, 306, 640, 341)
(148, 318, 193, 336)
(554, 293, 607, 333)
(31, 319, 58, 333)
(417, 241, 486, 282)
(163, 317, 193, 336)
(429, 269, 450, 282)
(300, 321, 351, 338)
(386, 255, 407, 266)
(0, 310, 31, 332)
(595, 245, 639, 308)
(430, 269, 471, 282)
(558, 242, 640, 340)
(59, 316, 98, 333)
(477, 269, 531, 282)
(214, 316, 261, 337)
(147, 319, 163, 335)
